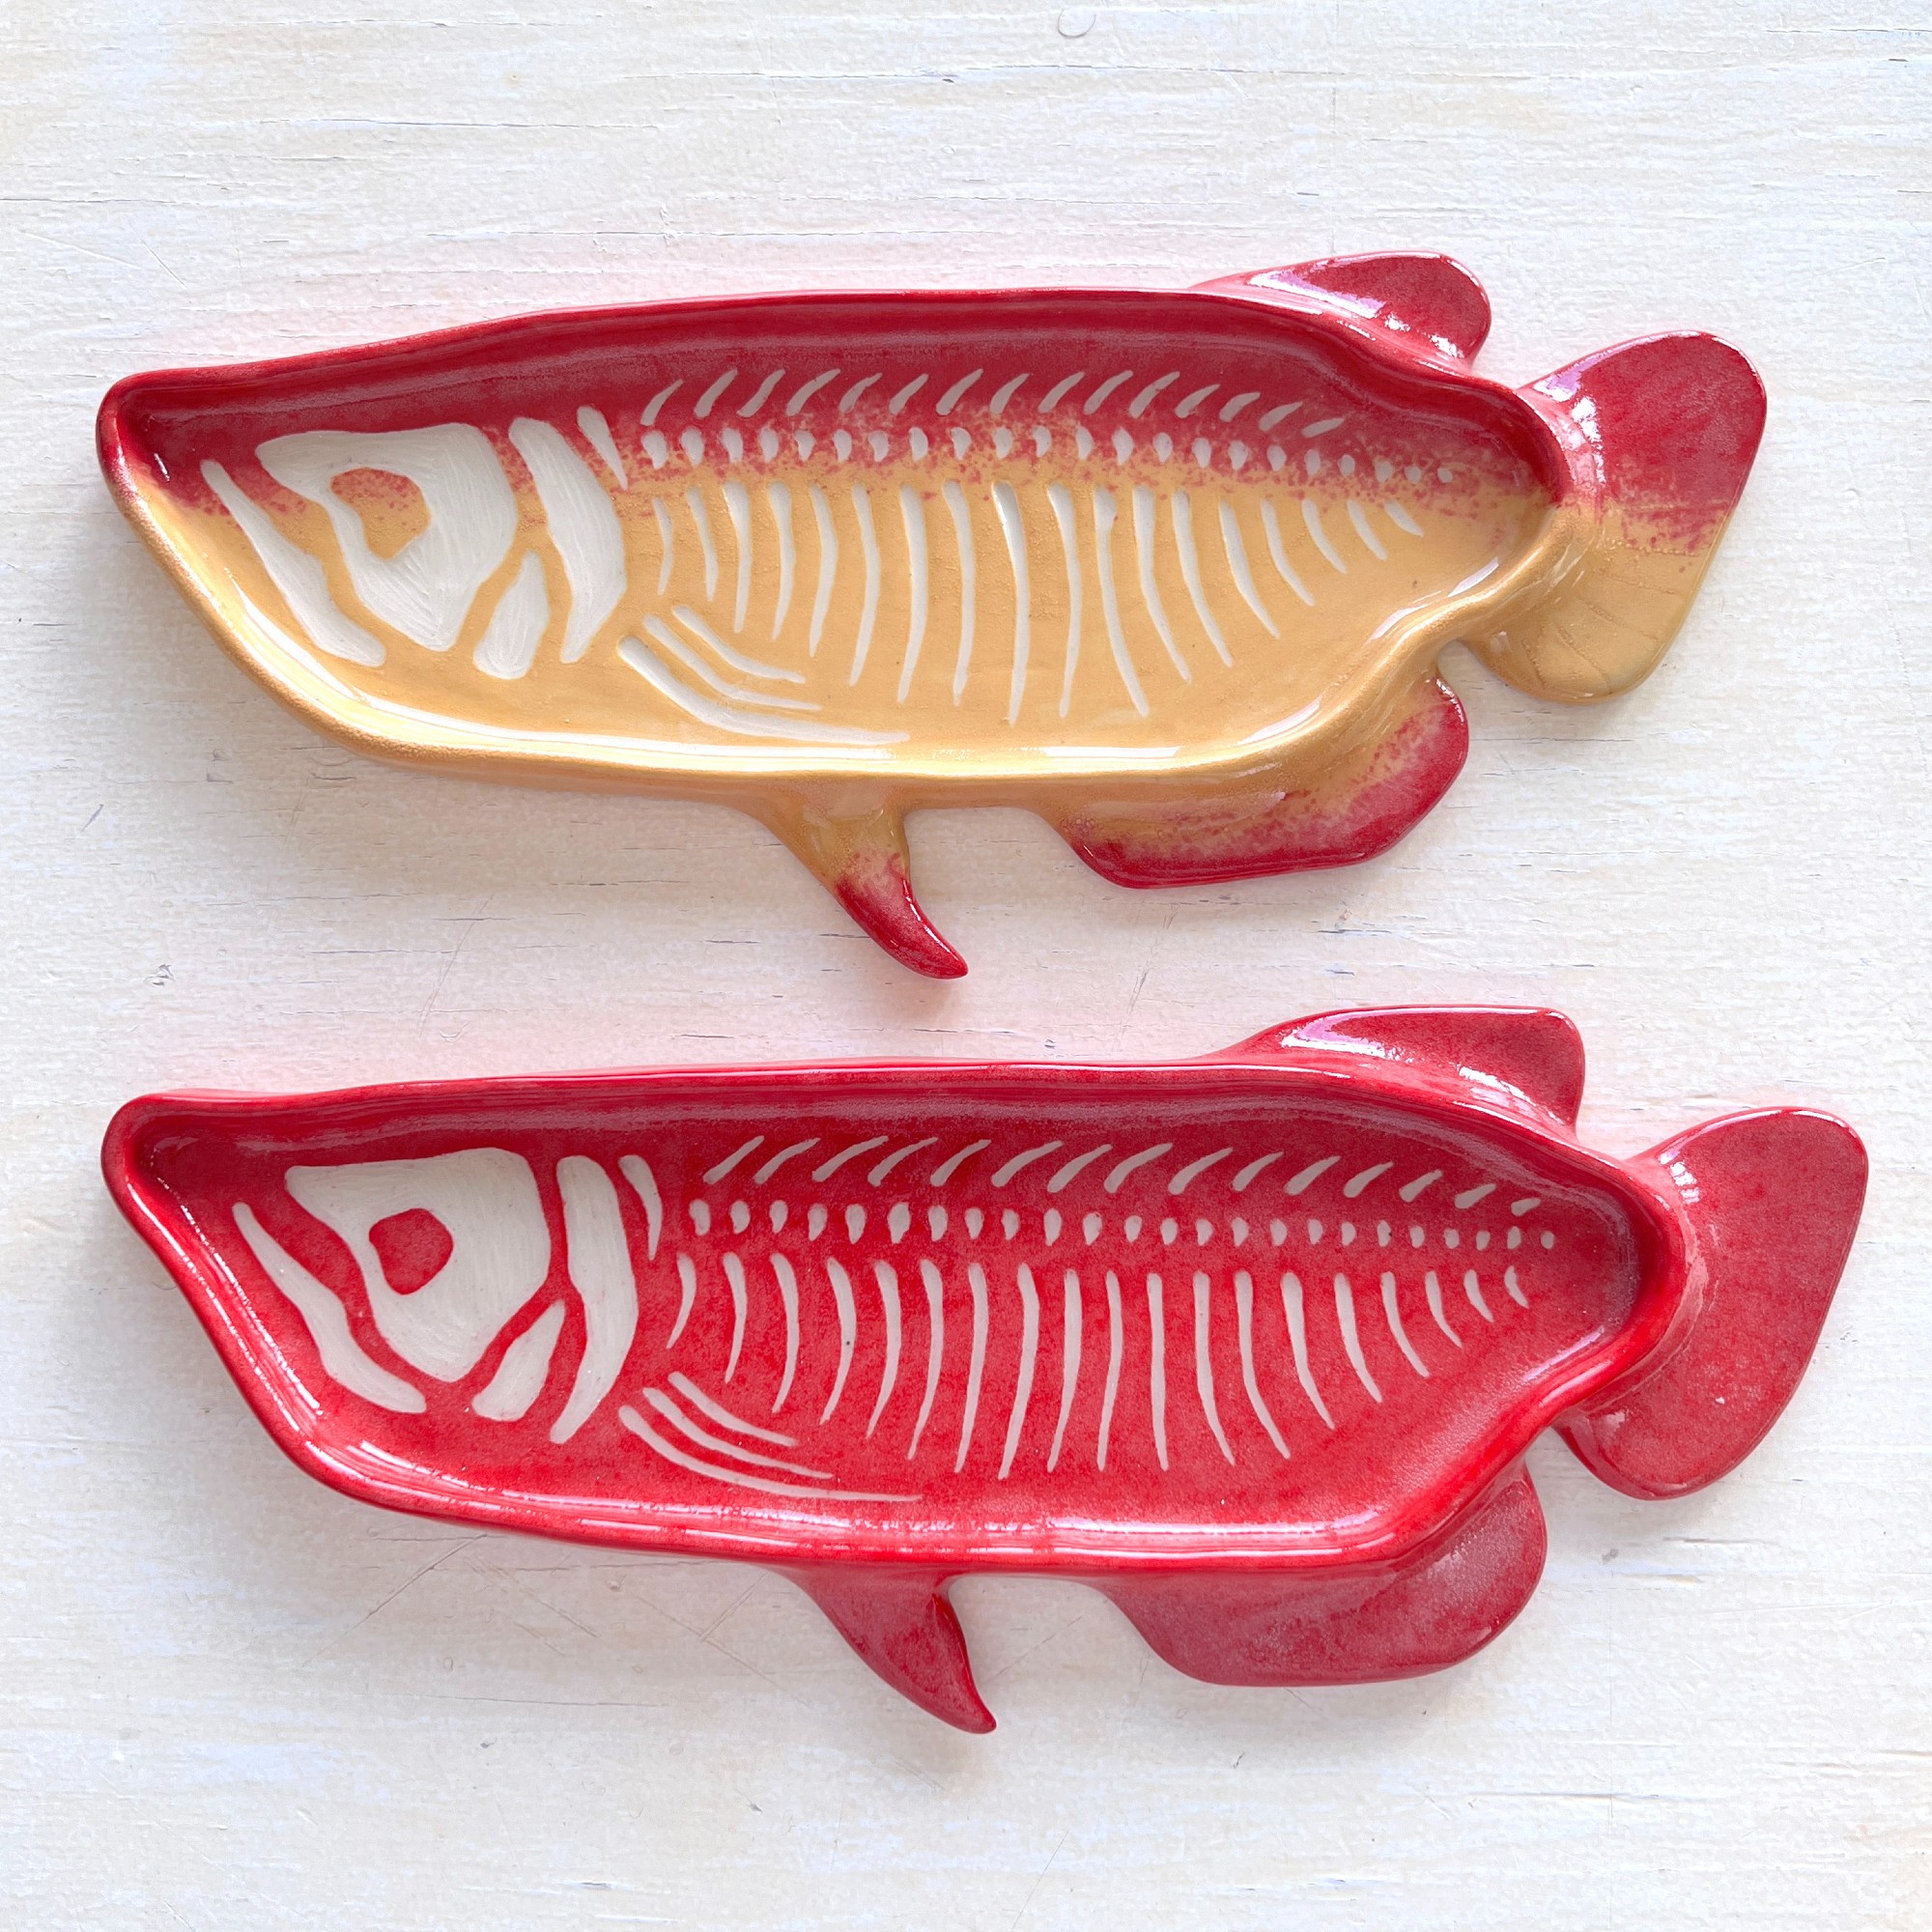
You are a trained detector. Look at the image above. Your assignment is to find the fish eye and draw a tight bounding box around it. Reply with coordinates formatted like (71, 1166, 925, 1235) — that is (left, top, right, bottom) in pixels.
(366, 1208, 454, 1295)
(328, 466, 429, 560)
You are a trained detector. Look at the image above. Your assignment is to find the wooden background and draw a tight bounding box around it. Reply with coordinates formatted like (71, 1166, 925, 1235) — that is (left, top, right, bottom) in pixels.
(4, 3, 1926, 1924)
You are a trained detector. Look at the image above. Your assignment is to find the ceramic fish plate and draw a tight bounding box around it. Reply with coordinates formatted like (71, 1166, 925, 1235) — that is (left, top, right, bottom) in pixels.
(99, 255, 1766, 975)
(104, 1008, 1863, 1730)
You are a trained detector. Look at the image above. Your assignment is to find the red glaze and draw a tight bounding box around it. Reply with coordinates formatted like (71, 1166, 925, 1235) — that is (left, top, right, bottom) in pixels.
(101, 1009, 1862, 1729)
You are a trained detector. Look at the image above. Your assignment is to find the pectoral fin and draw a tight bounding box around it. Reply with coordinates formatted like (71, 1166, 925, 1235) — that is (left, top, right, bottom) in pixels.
(788, 1566, 994, 1732)
(1096, 1463, 1545, 1686)
(761, 798, 966, 980)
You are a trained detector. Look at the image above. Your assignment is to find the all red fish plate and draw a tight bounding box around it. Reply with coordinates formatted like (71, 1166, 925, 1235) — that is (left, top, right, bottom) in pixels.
(99, 255, 1767, 975)
(102, 1008, 1863, 1730)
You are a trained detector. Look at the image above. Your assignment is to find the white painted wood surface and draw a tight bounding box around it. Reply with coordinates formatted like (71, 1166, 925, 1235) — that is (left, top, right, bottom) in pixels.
(4, 3, 1927, 1923)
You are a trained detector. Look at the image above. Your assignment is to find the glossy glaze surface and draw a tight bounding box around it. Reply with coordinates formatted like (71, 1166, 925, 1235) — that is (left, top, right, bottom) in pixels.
(99, 257, 1766, 975)
(102, 1007, 1864, 1729)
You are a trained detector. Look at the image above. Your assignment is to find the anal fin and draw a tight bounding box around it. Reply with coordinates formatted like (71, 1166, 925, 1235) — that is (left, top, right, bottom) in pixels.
(1050, 674, 1466, 892)
(1096, 1463, 1546, 1687)
(787, 1566, 994, 1732)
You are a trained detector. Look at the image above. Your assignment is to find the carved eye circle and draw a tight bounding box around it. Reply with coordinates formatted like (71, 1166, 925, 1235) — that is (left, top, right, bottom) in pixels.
(367, 1208, 454, 1294)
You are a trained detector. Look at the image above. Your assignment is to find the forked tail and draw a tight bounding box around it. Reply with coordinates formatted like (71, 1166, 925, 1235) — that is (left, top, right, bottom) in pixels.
(1561, 1109, 1866, 1498)
(1476, 332, 1768, 702)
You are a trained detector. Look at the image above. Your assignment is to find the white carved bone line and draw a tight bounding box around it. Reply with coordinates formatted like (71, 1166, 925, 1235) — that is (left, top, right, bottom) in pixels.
(1280, 1271, 1335, 1428)
(1332, 1273, 1383, 1404)
(617, 634, 907, 745)
(822, 1259, 858, 1422)
(1171, 493, 1232, 668)
(721, 1253, 750, 1383)
(895, 486, 929, 701)
(991, 480, 1032, 724)
(639, 1386, 833, 1479)
(770, 1255, 801, 1412)
(1381, 1271, 1432, 1378)
(670, 1254, 698, 1347)
(202, 462, 386, 666)
(998, 1264, 1041, 1480)
(507, 418, 624, 662)
(1234, 1271, 1291, 1459)
(1130, 485, 1186, 679)
(668, 1371, 796, 1447)
(722, 480, 754, 632)
(956, 1263, 991, 1472)
(1084, 486, 1149, 715)
(617, 1404, 916, 1502)
(577, 406, 627, 487)
(909, 1260, 946, 1460)
(1192, 1272, 1236, 1465)
(1146, 1272, 1168, 1471)
(652, 499, 675, 594)
(231, 1203, 426, 1412)
(704, 1137, 763, 1184)
(472, 1302, 567, 1421)
(1218, 500, 1279, 637)
(754, 1138, 817, 1184)
(471, 553, 549, 681)
(1465, 1268, 1495, 1322)
(1302, 497, 1348, 573)
(1096, 1270, 1124, 1471)
(1046, 1268, 1083, 1473)
(639, 618, 816, 713)
(863, 1137, 931, 1187)
(551, 1156, 639, 1442)
(1259, 499, 1315, 606)
(868, 1262, 902, 1439)
(848, 486, 881, 683)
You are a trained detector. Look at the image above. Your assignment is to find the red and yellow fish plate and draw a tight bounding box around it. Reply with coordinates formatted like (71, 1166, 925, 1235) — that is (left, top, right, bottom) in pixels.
(98, 255, 1765, 974)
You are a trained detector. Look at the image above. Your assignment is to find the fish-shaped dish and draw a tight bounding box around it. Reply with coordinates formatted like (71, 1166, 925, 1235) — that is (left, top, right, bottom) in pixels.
(99, 255, 1765, 975)
(103, 1007, 1863, 1731)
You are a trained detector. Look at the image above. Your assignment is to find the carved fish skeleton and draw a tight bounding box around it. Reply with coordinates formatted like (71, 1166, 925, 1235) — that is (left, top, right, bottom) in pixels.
(103, 1008, 1863, 1729)
(99, 255, 1765, 974)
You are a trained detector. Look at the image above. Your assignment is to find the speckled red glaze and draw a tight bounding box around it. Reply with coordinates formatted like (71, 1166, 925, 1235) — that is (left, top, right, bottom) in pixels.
(102, 1009, 1861, 1731)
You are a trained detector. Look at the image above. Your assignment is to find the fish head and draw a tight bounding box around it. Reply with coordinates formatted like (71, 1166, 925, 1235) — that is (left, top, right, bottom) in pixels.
(281, 1148, 551, 1382)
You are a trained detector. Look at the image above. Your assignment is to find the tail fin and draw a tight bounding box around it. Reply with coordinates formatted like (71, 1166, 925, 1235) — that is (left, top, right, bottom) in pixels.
(1475, 332, 1767, 702)
(1561, 1109, 1865, 1498)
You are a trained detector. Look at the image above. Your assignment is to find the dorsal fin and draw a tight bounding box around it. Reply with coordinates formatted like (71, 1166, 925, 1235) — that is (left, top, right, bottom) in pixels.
(1217, 1006, 1585, 1126)
(1191, 253, 1491, 363)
